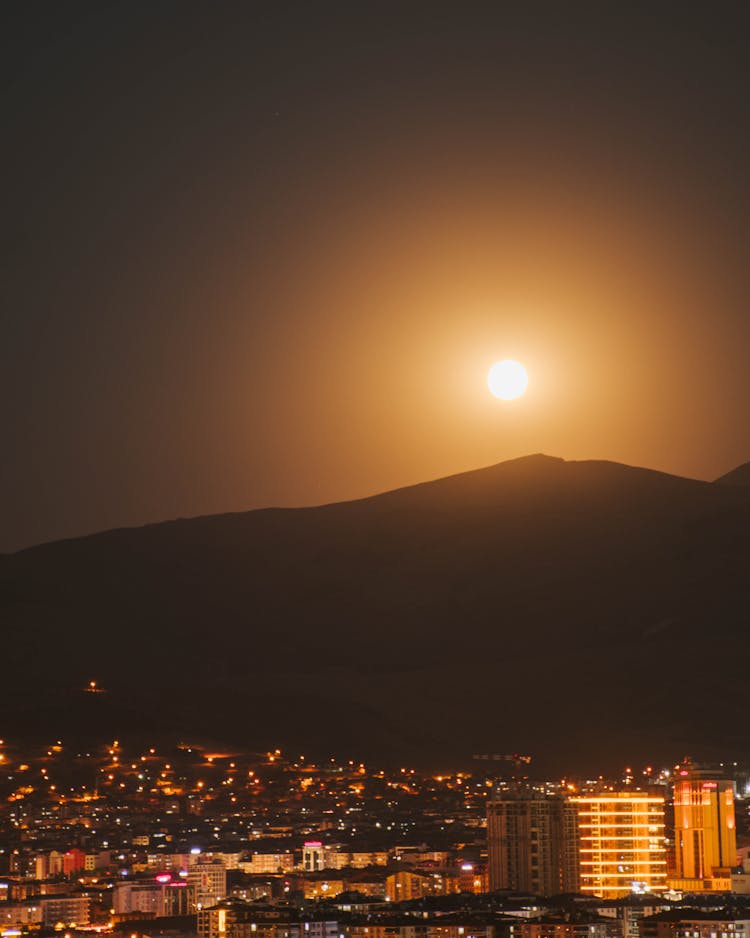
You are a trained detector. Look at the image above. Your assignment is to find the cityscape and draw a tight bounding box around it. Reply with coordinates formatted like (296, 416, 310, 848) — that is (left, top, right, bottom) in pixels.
(4, 10, 750, 938)
(1, 739, 750, 938)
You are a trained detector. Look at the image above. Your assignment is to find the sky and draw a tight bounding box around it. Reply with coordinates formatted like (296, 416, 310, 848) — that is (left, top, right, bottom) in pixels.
(3, 3, 750, 552)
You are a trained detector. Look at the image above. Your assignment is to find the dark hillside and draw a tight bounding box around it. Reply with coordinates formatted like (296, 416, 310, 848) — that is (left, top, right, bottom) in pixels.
(3, 454, 750, 772)
(715, 461, 750, 486)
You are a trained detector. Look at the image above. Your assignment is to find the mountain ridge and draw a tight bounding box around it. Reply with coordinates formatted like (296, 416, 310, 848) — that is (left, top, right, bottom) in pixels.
(9, 452, 718, 562)
(2, 453, 750, 773)
(715, 460, 750, 486)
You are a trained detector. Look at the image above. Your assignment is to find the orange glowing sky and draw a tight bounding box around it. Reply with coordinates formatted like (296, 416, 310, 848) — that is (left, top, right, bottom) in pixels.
(2, 5, 750, 550)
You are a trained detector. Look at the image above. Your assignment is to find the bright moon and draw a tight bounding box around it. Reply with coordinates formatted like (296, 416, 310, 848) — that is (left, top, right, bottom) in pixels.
(487, 359, 529, 400)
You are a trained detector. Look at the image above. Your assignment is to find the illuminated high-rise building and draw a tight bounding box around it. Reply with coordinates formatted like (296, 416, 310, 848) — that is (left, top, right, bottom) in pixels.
(487, 793, 579, 896)
(572, 792, 666, 898)
(187, 855, 227, 910)
(673, 760, 737, 881)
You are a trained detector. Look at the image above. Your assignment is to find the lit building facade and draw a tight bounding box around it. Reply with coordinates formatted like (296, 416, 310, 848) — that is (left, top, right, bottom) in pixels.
(572, 793, 666, 898)
(673, 761, 737, 884)
(509, 920, 621, 938)
(300, 843, 389, 872)
(385, 871, 438, 902)
(487, 794, 579, 896)
(112, 880, 192, 917)
(304, 879, 348, 899)
(240, 852, 295, 874)
(39, 895, 91, 927)
(641, 911, 750, 938)
(62, 848, 86, 876)
(114, 882, 169, 917)
(303, 842, 326, 872)
(188, 855, 227, 910)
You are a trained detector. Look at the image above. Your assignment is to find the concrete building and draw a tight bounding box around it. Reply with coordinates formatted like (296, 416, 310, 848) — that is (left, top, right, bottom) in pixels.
(303, 843, 326, 872)
(62, 849, 86, 877)
(301, 843, 388, 872)
(303, 878, 346, 899)
(487, 794, 579, 896)
(111, 880, 194, 917)
(597, 898, 674, 938)
(1, 903, 43, 929)
(241, 852, 295, 874)
(509, 920, 620, 938)
(38, 894, 91, 927)
(350, 926, 428, 938)
(113, 881, 162, 917)
(189, 855, 227, 910)
(385, 871, 444, 902)
(641, 911, 750, 938)
(197, 903, 341, 938)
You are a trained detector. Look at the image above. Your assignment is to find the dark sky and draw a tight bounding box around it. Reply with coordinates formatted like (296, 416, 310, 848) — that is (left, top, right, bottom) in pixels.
(3, 2, 750, 552)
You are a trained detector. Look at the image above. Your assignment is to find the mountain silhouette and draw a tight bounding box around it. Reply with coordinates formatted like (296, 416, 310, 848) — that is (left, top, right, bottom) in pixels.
(715, 460, 750, 486)
(2, 454, 750, 774)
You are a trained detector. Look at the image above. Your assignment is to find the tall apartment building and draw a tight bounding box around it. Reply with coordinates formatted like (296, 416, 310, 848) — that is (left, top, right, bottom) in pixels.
(487, 793, 579, 896)
(673, 761, 737, 885)
(572, 793, 666, 898)
(188, 855, 227, 910)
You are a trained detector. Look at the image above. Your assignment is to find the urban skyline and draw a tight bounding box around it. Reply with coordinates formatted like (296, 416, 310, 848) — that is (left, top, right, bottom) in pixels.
(1, 742, 750, 930)
(4, 6, 750, 938)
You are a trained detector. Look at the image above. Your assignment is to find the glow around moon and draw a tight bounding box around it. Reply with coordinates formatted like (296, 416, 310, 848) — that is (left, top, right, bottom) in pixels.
(487, 359, 529, 400)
